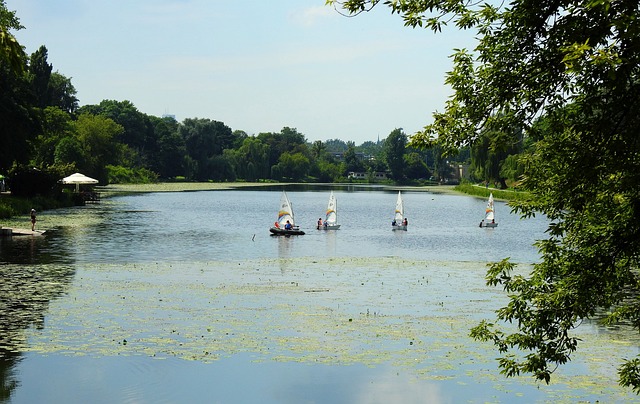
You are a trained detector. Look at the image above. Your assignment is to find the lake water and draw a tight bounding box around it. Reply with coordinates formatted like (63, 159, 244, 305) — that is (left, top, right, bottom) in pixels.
(1, 186, 638, 403)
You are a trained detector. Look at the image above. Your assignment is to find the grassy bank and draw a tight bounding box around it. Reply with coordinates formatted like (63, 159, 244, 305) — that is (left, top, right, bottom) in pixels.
(454, 183, 531, 202)
(0, 193, 75, 219)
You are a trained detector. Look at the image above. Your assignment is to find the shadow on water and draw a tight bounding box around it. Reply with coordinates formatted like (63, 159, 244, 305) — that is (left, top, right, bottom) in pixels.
(0, 233, 76, 402)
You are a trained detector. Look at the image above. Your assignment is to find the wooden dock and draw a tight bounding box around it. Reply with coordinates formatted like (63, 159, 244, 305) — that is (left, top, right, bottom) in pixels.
(0, 227, 46, 237)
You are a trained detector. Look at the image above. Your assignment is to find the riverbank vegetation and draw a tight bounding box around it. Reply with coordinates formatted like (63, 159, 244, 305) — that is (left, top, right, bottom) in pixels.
(0, 193, 74, 219)
(453, 183, 531, 203)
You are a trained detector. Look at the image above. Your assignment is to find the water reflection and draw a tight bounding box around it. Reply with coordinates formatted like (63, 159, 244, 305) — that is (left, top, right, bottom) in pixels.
(0, 353, 20, 402)
(0, 234, 75, 402)
(276, 235, 294, 273)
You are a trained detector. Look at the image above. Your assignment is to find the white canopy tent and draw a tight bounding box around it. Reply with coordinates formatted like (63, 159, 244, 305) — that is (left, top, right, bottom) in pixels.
(61, 172, 98, 192)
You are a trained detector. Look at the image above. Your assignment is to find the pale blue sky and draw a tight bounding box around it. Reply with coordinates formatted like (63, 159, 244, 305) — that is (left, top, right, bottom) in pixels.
(7, 0, 476, 144)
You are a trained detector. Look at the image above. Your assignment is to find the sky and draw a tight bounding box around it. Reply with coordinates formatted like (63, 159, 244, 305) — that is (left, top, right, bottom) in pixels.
(7, 0, 477, 145)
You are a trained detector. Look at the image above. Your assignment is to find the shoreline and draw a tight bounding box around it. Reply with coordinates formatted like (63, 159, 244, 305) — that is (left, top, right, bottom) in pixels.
(99, 182, 465, 195)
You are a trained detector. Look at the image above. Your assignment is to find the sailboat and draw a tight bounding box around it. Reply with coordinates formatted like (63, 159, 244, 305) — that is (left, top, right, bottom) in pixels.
(270, 191, 305, 235)
(318, 191, 341, 230)
(479, 193, 498, 228)
(391, 191, 407, 231)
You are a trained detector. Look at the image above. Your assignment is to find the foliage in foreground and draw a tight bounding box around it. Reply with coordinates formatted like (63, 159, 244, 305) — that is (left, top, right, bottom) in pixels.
(329, 0, 640, 392)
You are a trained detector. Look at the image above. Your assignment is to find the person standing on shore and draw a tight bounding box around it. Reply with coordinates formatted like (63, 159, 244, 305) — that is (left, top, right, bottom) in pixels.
(30, 209, 36, 231)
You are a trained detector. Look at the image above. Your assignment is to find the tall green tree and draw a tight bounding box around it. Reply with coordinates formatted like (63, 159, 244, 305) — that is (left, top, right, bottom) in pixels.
(343, 144, 363, 173)
(329, 0, 640, 391)
(470, 126, 523, 188)
(273, 151, 310, 182)
(383, 128, 407, 181)
(0, 0, 25, 75)
(257, 127, 308, 169)
(150, 115, 184, 178)
(179, 118, 234, 181)
(404, 152, 430, 181)
(27, 45, 52, 108)
(79, 100, 154, 163)
(32, 106, 73, 168)
(0, 1, 34, 172)
(234, 137, 269, 181)
(48, 72, 78, 114)
(72, 113, 124, 182)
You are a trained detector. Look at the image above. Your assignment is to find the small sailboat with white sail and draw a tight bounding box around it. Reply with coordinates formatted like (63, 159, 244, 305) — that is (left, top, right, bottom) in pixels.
(479, 193, 498, 228)
(270, 191, 305, 235)
(391, 191, 408, 231)
(318, 191, 341, 230)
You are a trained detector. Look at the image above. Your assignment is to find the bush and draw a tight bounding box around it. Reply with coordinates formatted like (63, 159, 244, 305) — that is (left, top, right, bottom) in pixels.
(106, 165, 159, 184)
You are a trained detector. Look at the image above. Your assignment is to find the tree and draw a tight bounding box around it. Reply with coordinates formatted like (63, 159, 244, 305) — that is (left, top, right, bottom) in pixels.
(383, 128, 407, 181)
(54, 136, 85, 169)
(470, 125, 523, 188)
(78, 100, 154, 163)
(0, 2, 33, 172)
(342, 144, 363, 173)
(73, 113, 124, 182)
(234, 137, 269, 181)
(257, 127, 308, 169)
(273, 152, 310, 182)
(179, 118, 234, 180)
(404, 152, 430, 181)
(329, 0, 640, 391)
(48, 72, 78, 114)
(32, 106, 74, 168)
(27, 46, 52, 108)
(311, 140, 326, 160)
(358, 140, 383, 159)
(150, 115, 184, 178)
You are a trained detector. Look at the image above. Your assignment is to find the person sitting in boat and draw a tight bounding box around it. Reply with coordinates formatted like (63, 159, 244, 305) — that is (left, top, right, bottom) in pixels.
(285, 220, 293, 230)
(317, 218, 323, 229)
(274, 221, 280, 229)
(402, 218, 408, 226)
(392, 219, 397, 226)
(479, 219, 484, 227)
(323, 220, 328, 228)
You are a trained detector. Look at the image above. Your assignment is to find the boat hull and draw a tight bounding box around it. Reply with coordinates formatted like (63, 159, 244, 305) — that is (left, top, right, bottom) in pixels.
(318, 224, 340, 230)
(392, 225, 407, 231)
(270, 227, 305, 236)
(481, 223, 498, 228)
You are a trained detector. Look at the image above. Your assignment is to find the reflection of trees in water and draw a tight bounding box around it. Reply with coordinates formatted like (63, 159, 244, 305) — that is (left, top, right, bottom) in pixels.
(0, 229, 74, 265)
(0, 234, 75, 401)
(0, 352, 21, 401)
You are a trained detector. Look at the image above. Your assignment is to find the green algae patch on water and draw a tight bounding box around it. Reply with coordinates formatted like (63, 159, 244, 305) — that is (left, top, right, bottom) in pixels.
(17, 257, 640, 401)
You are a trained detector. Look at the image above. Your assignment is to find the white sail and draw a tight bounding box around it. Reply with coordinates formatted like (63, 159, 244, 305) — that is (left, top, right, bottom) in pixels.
(277, 191, 295, 227)
(484, 193, 495, 222)
(321, 191, 341, 230)
(392, 191, 407, 230)
(480, 193, 498, 227)
(394, 191, 404, 223)
(326, 191, 338, 225)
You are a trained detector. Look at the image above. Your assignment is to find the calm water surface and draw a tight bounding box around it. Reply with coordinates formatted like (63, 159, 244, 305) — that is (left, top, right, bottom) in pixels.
(1, 187, 638, 403)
